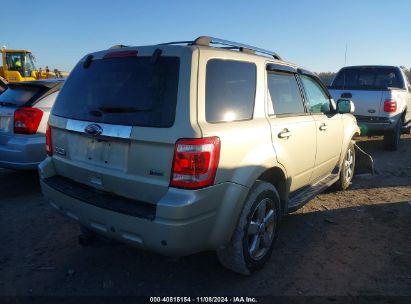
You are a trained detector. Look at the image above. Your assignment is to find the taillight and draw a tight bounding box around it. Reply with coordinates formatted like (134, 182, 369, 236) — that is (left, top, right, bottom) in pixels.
(46, 122, 52, 156)
(383, 99, 397, 112)
(14, 108, 43, 134)
(170, 137, 221, 189)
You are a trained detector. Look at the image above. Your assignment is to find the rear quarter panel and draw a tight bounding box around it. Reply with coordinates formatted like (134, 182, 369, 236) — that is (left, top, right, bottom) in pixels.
(33, 91, 59, 134)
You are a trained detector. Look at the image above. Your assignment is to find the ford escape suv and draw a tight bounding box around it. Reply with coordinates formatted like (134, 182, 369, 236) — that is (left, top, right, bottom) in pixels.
(39, 36, 360, 275)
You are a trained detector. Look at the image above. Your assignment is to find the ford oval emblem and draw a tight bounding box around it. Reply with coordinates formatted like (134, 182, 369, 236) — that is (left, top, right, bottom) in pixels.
(84, 123, 103, 136)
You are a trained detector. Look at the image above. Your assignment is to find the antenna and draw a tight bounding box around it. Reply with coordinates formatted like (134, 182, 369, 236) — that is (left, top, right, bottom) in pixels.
(344, 43, 348, 66)
(343, 43, 348, 89)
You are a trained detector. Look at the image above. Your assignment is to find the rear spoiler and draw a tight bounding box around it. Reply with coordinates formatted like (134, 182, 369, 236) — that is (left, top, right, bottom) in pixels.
(7, 80, 63, 90)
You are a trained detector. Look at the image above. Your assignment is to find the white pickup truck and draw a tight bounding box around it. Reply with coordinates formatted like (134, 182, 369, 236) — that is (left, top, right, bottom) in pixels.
(329, 65, 411, 150)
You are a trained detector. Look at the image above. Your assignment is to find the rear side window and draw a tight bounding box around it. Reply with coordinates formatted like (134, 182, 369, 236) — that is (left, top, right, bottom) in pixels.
(0, 87, 40, 106)
(267, 72, 305, 115)
(206, 59, 256, 122)
(53, 56, 180, 127)
(331, 67, 404, 90)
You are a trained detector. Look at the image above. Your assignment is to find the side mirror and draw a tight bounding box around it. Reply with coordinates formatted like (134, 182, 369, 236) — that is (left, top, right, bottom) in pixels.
(337, 99, 355, 114)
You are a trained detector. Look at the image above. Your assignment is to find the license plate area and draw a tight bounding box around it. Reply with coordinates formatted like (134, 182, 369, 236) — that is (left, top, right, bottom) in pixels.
(86, 139, 111, 164)
(67, 133, 129, 171)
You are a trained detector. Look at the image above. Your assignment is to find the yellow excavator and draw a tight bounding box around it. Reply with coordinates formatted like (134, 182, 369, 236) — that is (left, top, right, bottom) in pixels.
(0, 47, 66, 83)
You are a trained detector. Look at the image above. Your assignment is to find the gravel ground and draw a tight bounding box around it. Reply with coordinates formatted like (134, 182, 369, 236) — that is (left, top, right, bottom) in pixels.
(0, 135, 410, 297)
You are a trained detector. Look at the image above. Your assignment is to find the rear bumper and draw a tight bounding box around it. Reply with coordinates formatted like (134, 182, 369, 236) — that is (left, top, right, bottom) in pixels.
(355, 116, 397, 135)
(39, 158, 249, 256)
(0, 135, 46, 170)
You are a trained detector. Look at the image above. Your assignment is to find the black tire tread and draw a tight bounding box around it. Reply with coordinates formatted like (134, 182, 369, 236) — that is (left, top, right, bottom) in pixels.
(216, 181, 280, 275)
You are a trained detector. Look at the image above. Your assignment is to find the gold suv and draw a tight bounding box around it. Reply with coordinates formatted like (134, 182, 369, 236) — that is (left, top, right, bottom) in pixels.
(39, 36, 360, 274)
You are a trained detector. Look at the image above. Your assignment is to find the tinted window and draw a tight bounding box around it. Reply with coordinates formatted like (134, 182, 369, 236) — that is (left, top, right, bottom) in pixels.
(301, 75, 330, 113)
(0, 87, 40, 106)
(53, 56, 180, 127)
(267, 72, 305, 115)
(206, 59, 256, 122)
(331, 67, 404, 89)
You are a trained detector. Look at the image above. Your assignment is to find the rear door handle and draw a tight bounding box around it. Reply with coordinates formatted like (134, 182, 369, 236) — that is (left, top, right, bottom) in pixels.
(278, 129, 292, 138)
(319, 123, 328, 131)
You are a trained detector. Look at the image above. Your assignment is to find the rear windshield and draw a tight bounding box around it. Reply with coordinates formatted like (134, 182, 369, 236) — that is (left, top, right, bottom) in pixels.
(0, 87, 40, 106)
(52, 56, 180, 127)
(331, 67, 404, 90)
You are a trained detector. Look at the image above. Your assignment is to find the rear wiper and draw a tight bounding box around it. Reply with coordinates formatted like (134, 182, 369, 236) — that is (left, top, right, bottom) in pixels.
(0, 102, 15, 107)
(98, 107, 152, 113)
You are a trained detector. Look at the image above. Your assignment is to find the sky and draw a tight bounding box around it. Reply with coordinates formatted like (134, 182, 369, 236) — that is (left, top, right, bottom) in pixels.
(2, 0, 410, 73)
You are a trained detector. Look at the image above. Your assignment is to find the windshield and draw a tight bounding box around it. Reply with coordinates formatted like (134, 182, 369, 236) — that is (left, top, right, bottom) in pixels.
(0, 87, 40, 106)
(331, 67, 404, 90)
(52, 55, 180, 127)
(5, 52, 37, 77)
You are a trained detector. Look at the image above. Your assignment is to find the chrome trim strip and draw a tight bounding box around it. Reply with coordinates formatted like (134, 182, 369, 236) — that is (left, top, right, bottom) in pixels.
(66, 119, 132, 139)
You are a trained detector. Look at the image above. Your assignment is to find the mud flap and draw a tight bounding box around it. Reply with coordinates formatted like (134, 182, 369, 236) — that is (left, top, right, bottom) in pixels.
(354, 144, 374, 175)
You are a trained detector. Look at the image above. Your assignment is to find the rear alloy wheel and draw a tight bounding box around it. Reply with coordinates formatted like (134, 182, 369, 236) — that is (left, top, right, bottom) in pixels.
(334, 141, 355, 191)
(216, 181, 281, 275)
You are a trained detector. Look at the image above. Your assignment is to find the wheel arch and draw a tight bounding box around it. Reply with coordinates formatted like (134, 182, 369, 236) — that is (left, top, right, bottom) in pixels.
(209, 164, 288, 249)
(257, 166, 288, 213)
(339, 116, 360, 167)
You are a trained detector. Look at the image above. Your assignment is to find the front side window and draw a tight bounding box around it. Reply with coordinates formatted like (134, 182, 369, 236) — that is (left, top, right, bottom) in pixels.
(205, 59, 256, 123)
(267, 72, 305, 115)
(300, 75, 330, 113)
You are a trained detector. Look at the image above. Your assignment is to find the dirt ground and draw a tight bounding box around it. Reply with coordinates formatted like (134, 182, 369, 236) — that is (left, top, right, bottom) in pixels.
(0, 135, 410, 297)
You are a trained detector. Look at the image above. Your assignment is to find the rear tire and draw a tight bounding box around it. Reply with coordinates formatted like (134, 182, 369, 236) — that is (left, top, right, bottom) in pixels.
(216, 181, 281, 275)
(334, 141, 355, 191)
(384, 118, 402, 151)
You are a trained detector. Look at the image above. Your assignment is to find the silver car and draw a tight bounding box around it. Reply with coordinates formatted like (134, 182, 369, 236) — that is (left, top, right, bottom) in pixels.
(0, 79, 63, 169)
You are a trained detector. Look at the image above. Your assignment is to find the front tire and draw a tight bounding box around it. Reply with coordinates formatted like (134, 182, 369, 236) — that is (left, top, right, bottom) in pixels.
(216, 181, 281, 275)
(334, 141, 355, 191)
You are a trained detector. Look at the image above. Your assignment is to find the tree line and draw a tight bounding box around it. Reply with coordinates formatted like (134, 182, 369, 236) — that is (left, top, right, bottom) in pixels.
(318, 68, 411, 86)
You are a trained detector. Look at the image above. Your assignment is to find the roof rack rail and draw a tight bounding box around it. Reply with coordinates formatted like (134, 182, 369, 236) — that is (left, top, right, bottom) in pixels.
(160, 36, 282, 60)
